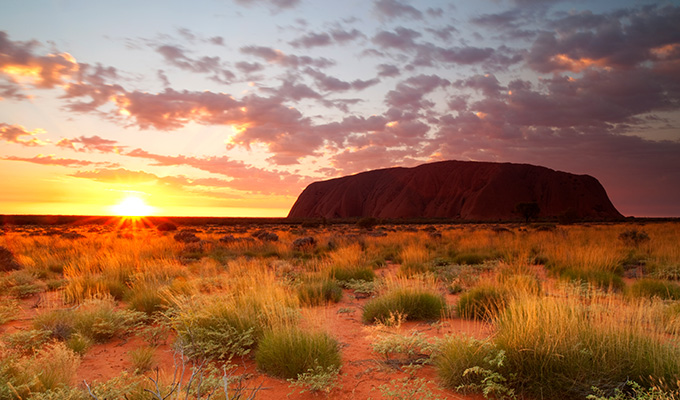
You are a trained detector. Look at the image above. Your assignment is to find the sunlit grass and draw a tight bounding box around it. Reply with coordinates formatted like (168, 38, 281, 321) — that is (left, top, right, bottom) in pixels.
(1, 222, 680, 398)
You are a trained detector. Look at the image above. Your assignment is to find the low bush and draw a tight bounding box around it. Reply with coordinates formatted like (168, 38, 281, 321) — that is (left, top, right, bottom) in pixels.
(171, 287, 299, 361)
(0, 298, 19, 324)
(2, 329, 52, 355)
(493, 296, 680, 399)
(2, 343, 81, 398)
(172, 298, 259, 361)
(629, 279, 680, 300)
(560, 268, 625, 291)
(125, 282, 169, 316)
(362, 287, 446, 324)
(33, 298, 143, 343)
(435, 335, 500, 391)
(451, 252, 499, 266)
(619, 229, 651, 248)
(129, 346, 156, 373)
(399, 243, 430, 276)
(297, 278, 343, 306)
(255, 326, 341, 380)
(329, 265, 376, 282)
(456, 285, 508, 320)
(372, 330, 435, 366)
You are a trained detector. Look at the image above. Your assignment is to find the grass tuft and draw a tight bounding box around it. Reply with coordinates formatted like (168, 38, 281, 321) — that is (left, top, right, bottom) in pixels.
(629, 279, 680, 300)
(255, 326, 341, 380)
(362, 282, 446, 324)
(456, 285, 508, 320)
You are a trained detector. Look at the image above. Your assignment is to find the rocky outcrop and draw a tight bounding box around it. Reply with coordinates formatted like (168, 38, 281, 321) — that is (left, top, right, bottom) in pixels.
(288, 160, 622, 220)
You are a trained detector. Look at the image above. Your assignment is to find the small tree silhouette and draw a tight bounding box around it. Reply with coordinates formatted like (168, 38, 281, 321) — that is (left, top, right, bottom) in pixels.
(516, 202, 540, 223)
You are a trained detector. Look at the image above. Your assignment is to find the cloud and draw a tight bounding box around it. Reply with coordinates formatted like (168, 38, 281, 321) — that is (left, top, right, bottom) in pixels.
(233, 0, 301, 11)
(56, 135, 124, 153)
(330, 145, 421, 176)
(454, 74, 504, 97)
(385, 74, 450, 111)
(373, 0, 423, 20)
(156, 44, 235, 83)
(124, 148, 307, 194)
(371, 27, 521, 69)
(527, 5, 680, 73)
(70, 167, 161, 184)
(377, 64, 400, 78)
(0, 31, 79, 95)
(112, 88, 242, 130)
(3, 154, 111, 167)
(373, 28, 421, 50)
(290, 32, 332, 48)
(304, 68, 380, 92)
(260, 79, 322, 101)
(0, 123, 49, 146)
(235, 61, 264, 74)
(466, 68, 680, 130)
(426, 25, 459, 41)
(289, 28, 365, 49)
(240, 46, 335, 69)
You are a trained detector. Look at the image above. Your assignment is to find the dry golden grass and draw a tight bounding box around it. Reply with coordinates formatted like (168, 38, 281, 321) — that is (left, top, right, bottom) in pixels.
(1, 222, 680, 399)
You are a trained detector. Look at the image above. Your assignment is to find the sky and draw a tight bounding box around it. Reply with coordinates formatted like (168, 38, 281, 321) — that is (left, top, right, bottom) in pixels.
(1, 0, 679, 218)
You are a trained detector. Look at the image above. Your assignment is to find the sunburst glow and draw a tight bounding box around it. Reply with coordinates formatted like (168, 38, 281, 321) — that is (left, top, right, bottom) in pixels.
(111, 196, 154, 217)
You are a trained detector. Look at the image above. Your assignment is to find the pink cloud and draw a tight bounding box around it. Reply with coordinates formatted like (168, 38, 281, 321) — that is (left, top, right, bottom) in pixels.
(124, 148, 307, 195)
(240, 46, 334, 69)
(0, 32, 78, 93)
(56, 135, 123, 153)
(3, 154, 111, 167)
(527, 5, 680, 73)
(0, 123, 48, 146)
(374, 0, 423, 20)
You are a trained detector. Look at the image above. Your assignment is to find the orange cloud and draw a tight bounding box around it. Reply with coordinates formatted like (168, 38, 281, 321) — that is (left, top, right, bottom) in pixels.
(2, 154, 110, 167)
(0, 123, 48, 146)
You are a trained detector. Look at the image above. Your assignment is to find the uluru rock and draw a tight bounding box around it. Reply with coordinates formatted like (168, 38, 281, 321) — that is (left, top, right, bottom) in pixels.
(287, 160, 622, 220)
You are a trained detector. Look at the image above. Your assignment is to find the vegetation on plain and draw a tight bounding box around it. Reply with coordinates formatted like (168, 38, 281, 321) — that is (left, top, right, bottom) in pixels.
(0, 221, 679, 399)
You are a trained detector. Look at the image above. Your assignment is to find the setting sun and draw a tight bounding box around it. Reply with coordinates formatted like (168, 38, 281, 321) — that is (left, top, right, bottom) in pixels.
(111, 196, 154, 217)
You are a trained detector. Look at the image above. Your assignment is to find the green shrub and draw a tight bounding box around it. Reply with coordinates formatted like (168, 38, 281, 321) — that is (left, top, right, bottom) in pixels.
(619, 230, 651, 247)
(33, 298, 143, 343)
(561, 268, 625, 291)
(329, 265, 376, 282)
(375, 376, 443, 400)
(435, 335, 497, 390)
(629, 279, 680, 300)
(493, 296, 680, 399)
(172, 297, 263, 361)
(66, 333, 93, 355)
(129, 346, 156, 373)
(6, 270, 45, 298)
(255, 326, 341, 380)
(71, 300, 143, 343)
(0, 298, 20, 324)
(372, 331, 435, 366)
(4, 343, 81, 397)
(456, 285, 508, 320)
(342, 279, 376, 295)
(297, 279, 343, 306)
(588, 380, 680, 400)
(362, 287, 446, 324)
(2, 329, 52, 355)
(452, 252, 498, 266)
(288, 365, 342, 394)
(126, 282, 169, 316)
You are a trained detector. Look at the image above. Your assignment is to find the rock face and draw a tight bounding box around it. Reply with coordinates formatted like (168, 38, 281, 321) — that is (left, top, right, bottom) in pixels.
(288, 160, 622, 220)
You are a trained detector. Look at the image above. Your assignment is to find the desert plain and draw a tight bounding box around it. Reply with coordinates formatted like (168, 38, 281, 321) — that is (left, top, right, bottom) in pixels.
(1, 219, 680, 400)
